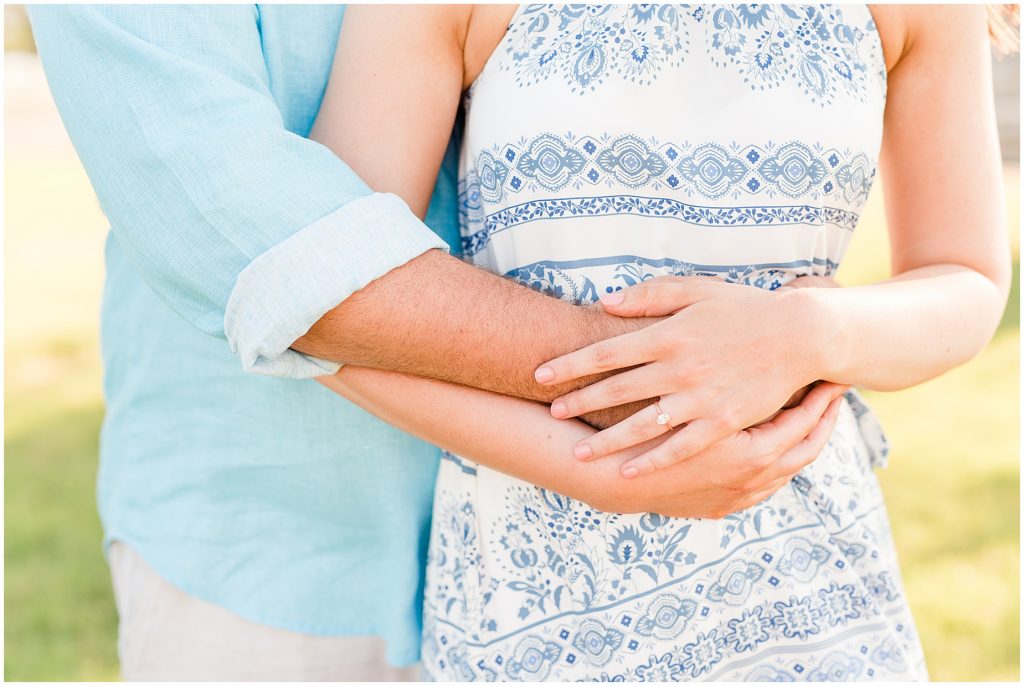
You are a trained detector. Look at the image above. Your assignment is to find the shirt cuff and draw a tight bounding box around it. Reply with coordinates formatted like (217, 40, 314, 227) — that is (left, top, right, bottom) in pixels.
(224, 192, 450, 379)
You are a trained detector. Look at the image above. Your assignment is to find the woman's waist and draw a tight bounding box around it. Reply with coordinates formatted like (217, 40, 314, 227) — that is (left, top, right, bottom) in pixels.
(462, 218, 851, 299)
(486, 252, 835, 304)
(439, 395, 879, 502)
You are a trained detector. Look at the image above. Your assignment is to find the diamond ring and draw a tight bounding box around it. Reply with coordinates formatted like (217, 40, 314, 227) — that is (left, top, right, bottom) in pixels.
(653, 400, 671, 427)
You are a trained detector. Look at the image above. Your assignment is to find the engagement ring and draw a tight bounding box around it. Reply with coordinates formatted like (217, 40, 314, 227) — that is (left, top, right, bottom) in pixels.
(654, 400, 671, 427)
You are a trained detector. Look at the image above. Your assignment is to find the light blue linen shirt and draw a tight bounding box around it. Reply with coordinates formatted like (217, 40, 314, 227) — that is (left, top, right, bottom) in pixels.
(29, 4, 459, 666)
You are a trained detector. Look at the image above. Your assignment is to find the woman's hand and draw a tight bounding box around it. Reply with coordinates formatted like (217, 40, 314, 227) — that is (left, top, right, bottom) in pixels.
(609, 381, 848, 518)
(534, 275, 833, 478)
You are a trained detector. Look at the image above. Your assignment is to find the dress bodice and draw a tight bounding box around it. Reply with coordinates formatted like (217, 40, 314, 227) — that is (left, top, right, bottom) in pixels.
(459, 3, 886, 301)
(424, 10, 929, 681)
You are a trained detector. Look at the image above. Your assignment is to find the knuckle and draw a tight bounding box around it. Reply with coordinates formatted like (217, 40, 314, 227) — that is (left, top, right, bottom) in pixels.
(605, 379, 629, 403)
(591, 343, 617, 370)
(711, 413, 735, 436)
(649, 337, 669, 357)
(722, 405, 744, 429)
(629, 419, 651, 442)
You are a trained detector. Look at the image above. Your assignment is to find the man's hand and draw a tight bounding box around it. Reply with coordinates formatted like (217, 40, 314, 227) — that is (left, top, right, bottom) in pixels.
(601, 381, 847, 518)
(535, 274, 840, 477)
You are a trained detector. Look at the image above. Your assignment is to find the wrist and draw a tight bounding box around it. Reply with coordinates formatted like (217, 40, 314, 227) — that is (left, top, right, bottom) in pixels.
(587, 303, 656, 338)
(780, 286, 850, 384)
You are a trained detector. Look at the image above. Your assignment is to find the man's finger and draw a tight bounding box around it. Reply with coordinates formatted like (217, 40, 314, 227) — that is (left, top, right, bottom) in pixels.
(598, 275, 724, 317)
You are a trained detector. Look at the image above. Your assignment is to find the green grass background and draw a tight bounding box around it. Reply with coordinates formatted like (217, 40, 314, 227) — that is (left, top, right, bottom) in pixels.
(5, 53, 1020, 680)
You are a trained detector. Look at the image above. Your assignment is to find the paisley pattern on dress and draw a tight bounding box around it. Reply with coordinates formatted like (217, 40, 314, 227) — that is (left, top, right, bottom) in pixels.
(424, 3, 923, 681)
(501, 4, 885, 105)
(504, 255, 838, 305)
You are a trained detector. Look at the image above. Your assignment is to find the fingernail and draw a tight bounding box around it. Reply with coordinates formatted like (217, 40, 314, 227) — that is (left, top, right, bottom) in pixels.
(535, 366, 555, 383)
(551, 401, 568, 418)
(600, 292, 624, 306)
(622, 465, 639, 479)
(573, 444, 592, 461)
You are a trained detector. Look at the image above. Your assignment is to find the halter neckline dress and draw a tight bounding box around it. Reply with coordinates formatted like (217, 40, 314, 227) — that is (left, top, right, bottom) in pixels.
(422, 4, 927, 681)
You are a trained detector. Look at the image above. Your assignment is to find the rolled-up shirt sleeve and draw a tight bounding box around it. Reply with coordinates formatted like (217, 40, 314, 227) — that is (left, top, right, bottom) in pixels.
(28, 5, 448, 378)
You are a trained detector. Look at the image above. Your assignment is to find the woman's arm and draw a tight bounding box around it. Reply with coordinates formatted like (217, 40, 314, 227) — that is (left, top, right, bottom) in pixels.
(303, 4, 657, 425)
(309, 5, 845, 513)
(319, 367, 847, 518)
(318, 369, 648, 513)
(531, 5, 1011, 476)
(803, 4, 1011, 388)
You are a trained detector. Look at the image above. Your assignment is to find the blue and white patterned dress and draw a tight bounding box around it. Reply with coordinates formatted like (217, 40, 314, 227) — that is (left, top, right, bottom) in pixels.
(422, 5, 928, 681)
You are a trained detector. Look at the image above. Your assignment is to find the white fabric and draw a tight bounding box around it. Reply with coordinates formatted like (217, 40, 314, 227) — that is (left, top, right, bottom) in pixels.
(224, 192, 449, 378)
(423, 4, 927, 682)
(109, 542, 422, 681)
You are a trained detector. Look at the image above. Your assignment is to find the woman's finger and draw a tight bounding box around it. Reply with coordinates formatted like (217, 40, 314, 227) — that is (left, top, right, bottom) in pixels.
(761, 396, 844, 482)
(733, 474, 796, 513)
(572, 396, 694, 461)
(550, 365, 675, 419)
(599, 275, 724, 317)
(535, 328, 661, 385)
(745, 382, 847, 449)
(618, 418, 723, 478)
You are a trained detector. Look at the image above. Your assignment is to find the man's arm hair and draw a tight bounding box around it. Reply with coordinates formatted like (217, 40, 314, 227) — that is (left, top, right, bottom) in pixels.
(301, 5, 657, 413)
(295, 249, 655, 407)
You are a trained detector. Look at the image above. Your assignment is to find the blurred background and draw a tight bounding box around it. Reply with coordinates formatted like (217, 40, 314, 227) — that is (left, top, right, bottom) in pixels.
(4, 4, 1020, 681)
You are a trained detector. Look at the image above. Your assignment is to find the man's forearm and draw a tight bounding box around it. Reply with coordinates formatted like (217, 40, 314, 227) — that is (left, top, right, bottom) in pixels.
(294, 249, 657, 404)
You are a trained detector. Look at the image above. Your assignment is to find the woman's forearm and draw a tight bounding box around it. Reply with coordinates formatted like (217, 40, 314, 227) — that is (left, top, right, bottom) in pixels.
(317, 366, 662, 512)
(799, 262, 1009, 391)
(318, 364, 847, 518)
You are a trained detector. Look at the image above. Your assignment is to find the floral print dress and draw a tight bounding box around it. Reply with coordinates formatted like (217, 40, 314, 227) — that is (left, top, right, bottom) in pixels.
(422, 4, 928, 681)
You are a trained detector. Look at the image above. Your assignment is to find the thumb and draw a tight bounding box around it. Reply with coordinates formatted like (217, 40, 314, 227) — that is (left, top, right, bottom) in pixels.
(599, 275, 723, 317)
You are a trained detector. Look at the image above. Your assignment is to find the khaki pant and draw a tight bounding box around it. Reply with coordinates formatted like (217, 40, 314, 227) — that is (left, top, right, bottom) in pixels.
(108, 542, 422, 681)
